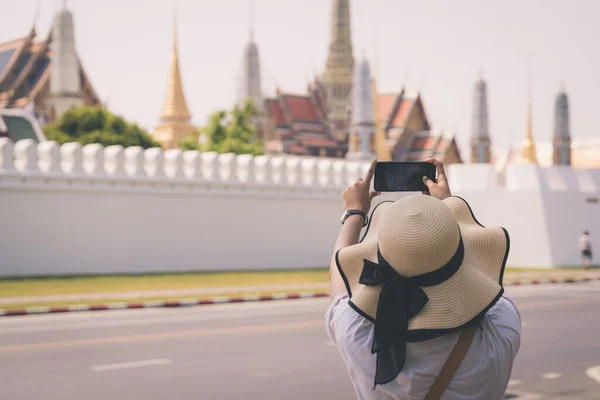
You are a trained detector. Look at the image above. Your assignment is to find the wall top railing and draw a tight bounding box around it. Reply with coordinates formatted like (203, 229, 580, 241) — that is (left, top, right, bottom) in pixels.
(1, 139, 597, 195)
(0, 139, 372, 194)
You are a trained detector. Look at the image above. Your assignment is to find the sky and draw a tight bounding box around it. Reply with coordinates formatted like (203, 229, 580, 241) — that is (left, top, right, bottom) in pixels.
(3, 0, 599, 154)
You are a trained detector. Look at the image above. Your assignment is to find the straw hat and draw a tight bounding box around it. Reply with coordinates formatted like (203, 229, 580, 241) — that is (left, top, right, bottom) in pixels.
(336, 194, 510, 385)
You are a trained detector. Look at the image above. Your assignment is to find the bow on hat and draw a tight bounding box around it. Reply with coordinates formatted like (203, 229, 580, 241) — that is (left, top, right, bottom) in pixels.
(359, 236, 465, 388)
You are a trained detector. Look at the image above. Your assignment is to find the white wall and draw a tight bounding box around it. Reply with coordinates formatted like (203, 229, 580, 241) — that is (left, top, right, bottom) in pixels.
(1, 138, 598, 276)
(0, 139, 403, 277)
(448, 164, 600, 268)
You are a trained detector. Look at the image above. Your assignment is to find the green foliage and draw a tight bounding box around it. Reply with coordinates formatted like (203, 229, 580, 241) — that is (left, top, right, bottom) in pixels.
(43, 106, 161, 149)
(179, 99, 264, 155)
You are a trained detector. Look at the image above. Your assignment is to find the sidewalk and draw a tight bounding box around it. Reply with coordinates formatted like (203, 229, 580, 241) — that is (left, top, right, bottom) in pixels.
(2, 270, 599, 305)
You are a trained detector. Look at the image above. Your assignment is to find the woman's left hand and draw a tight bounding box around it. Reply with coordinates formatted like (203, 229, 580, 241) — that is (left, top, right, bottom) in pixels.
(342, 158, 381, 213)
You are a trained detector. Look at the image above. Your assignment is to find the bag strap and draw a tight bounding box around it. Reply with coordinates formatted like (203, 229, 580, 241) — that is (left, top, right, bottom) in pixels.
(424, 325, 477, 400)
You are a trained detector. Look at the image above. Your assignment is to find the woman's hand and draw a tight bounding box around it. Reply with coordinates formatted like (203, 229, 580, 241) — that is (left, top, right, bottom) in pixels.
(342, 158, 381, 213)
(422, 158, 452, 200)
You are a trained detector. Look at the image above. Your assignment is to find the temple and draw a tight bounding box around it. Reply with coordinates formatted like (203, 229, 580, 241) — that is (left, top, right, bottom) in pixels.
(552, 86, 571, 165)
(0, 4, 100, 124)
(237, 0, 262, 111)
(470, 73, 491, 163)
(261, 0, 462, 164)
(152, 17, 196, 150)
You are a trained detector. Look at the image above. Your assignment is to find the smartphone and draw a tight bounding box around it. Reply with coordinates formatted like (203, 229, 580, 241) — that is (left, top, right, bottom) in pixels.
(374, 162, 437, 192)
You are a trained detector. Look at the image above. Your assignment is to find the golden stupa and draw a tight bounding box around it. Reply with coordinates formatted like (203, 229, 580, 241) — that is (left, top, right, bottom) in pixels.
(153, 16, 196, 149)
(520, 100, 538, 164)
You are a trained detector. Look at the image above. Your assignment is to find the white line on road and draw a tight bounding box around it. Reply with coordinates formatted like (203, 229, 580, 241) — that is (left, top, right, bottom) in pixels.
(541, 372, 562, 380)
(508, 379, 522, 386)
(90, 358, 172, 372)
(505, 391, 541, 400)
(586, 365, 600, 383)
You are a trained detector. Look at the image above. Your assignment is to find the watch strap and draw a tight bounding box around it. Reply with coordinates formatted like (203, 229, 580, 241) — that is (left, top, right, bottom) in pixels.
(343, 209, 369, 227)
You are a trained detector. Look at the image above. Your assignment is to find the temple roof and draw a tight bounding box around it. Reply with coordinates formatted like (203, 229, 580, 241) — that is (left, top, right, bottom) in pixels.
(401, 130, 461, 162)
(0, 28, 99, 111)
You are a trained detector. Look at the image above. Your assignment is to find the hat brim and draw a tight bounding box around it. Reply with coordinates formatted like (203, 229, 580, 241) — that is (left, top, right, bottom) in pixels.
(336, 195, 510, 342)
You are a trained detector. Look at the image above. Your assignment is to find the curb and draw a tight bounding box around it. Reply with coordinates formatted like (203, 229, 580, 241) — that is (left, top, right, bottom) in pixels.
(0, 277, 597, 318)
(0, 292, 329, 318)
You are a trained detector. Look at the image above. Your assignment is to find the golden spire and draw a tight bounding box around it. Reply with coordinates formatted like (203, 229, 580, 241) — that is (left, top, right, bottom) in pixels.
(521, 63, 538, 164)
(160, 12, 191, 122)
(372, 77, 391, 161)
(153, 11, 195, 150)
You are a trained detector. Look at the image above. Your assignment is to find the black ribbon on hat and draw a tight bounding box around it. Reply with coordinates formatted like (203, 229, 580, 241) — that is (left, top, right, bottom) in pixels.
(359, 235, 464, 388)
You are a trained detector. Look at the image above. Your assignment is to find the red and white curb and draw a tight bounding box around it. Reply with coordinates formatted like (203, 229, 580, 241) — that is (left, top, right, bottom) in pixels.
(504, 277, 596, 286)
(0, 277, 597, 318)
(0, 292, 329, 317)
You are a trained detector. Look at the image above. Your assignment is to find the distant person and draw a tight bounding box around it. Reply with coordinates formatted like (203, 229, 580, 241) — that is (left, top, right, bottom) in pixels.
(327, 158, 521, 399)
(579, 231, 592, 270)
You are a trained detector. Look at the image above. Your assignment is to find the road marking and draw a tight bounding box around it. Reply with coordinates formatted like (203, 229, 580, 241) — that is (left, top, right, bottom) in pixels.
(507, 379, 522, 386)
(0, 319, 322, 353)
(504, 391, 541, 399)
(586, 365, 600, 383)
(91, 358, 172, 372)
(541, 372, 562, 380)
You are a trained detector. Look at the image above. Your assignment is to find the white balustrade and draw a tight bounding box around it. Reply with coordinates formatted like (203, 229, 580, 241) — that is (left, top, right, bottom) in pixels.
(285, 156, 301, 185)
(317, 159, 333, 187)
(37, 141, 62, 174)
(270, 156, 288, 185)
(236, 154, 254, 183)
(217, 153, 237, 182)
(104, 145, 126, 176)
(0, 138, 14, 171)
(182, 150, 201, 179)
(345, 161, 361, 186)
(60, 142, 83, 174)
(124, 146, 145, 177)
(200, 152, 218, 181)
(253, 155, 273, 184)
(164, 149, 184, 179)
(82, 143, 105, 176)
(332, 160, 347, 188)
(144, 147, 165, 178)
(14, 139, 39, 173)
(300, 157, 318, 186)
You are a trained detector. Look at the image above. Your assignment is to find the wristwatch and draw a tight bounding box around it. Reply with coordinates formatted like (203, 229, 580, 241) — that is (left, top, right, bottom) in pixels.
(340, 209, 369, 227)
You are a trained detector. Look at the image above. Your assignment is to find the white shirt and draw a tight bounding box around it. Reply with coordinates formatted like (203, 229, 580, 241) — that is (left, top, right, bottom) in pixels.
(325, 293, 521, 400)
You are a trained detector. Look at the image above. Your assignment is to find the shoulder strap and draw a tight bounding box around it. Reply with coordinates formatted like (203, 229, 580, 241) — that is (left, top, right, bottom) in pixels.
(424, 326, 477, 400)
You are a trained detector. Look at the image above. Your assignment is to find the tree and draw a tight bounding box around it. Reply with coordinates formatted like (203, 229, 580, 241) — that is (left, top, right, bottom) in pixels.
(179, 99, 264, 156)
(44, 106, 161, 149)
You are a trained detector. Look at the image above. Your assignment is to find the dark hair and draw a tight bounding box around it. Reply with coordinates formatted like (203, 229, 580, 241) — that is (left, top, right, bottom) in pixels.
(584, 231, 590, 235)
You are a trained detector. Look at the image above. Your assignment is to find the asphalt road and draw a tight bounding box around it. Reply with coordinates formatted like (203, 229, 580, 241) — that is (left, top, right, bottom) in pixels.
(1, 282, 600, 400)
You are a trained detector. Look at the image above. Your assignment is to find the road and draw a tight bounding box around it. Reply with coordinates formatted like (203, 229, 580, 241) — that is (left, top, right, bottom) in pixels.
(1, 282, 600, 400)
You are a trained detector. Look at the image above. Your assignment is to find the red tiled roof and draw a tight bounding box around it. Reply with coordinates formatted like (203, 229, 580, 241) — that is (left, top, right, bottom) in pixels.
(436, 138, 447, 152)
(299, 136, 338, 147)
(391, 99, 414, 127)
(411, 136, 437, 150)
(284, 95, 318, 122)
(377, 94, 397, 122)
(267, 99, 286, 126)
(288, 144, 308, 154)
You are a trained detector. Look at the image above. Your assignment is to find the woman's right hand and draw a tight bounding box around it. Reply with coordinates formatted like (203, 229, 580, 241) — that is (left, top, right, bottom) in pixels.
(422, 158, 452, 200)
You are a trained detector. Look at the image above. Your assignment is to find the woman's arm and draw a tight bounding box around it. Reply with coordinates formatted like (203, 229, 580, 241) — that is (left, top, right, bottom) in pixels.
(329, 215, 364, 300)
(329, 159, 380, 301)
